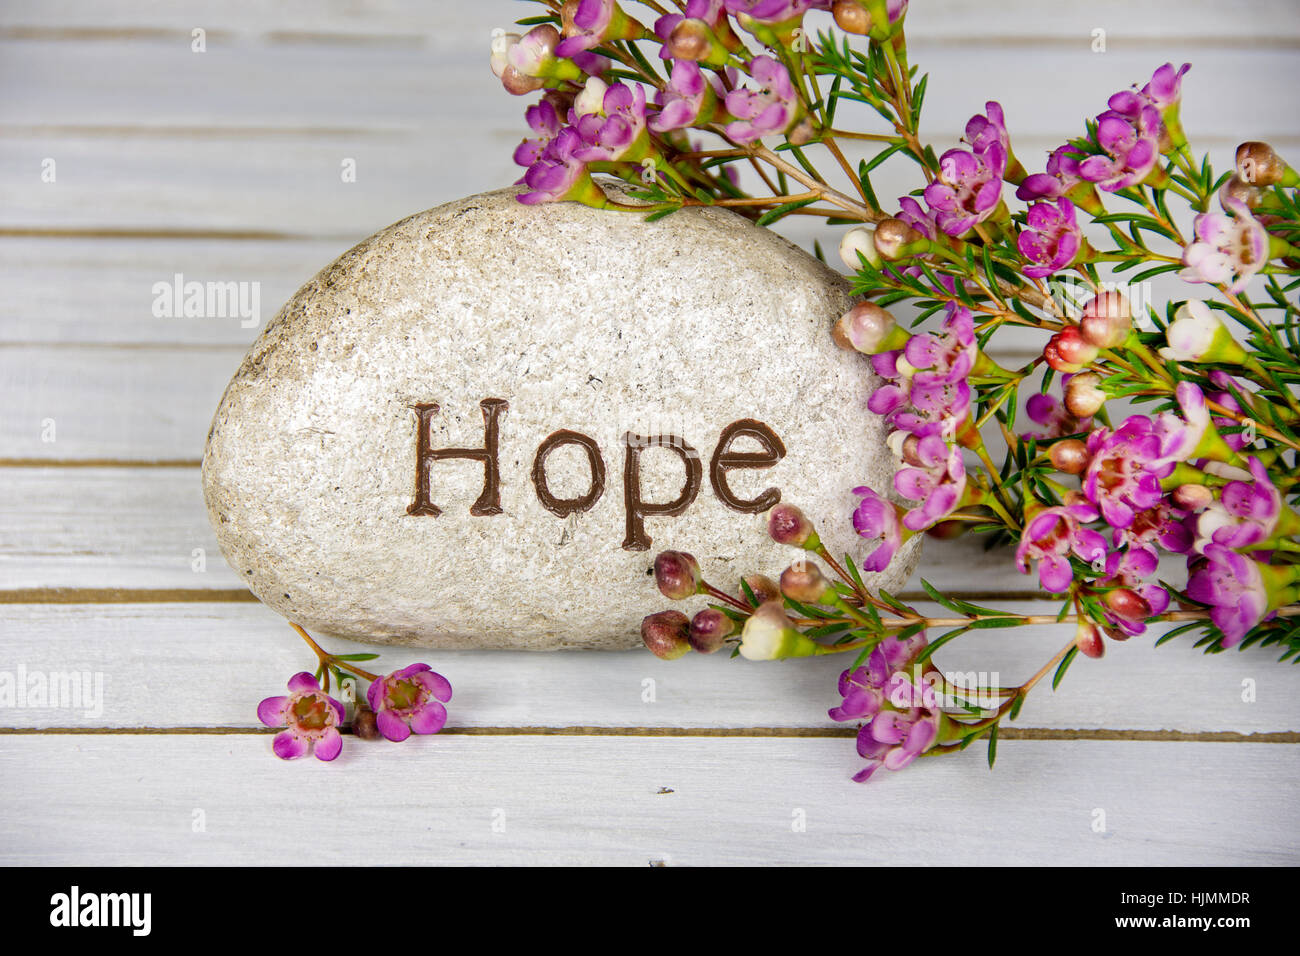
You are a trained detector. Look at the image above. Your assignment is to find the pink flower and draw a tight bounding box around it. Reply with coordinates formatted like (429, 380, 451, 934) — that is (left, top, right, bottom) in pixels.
(923, 147, 1004, 236)
(1100, 547, 1170, 636)
(1077, 104, 1162, 191)
(1185, 545, 1271, 647)
(258, 672, 346, 761)
(724, 56, 802, 143)
(572, 79, 648, 162)
(557, 0, 647, 58)
(367, 664, 453, 742)
(1193, 457, 1282, 552)
(1015, 503, 1108, 593)
(513, 99, 564, 168)
(1181, 196, 1271, 293)
(1017, 145, 1086, 202)
(1082, 415, 1177, 529)
(519, 127, 598, 205)
(850, 486, 904, 572)
(1018, 197, 1084, 277)
(894, 436, 966, 532)
(649, 60, 720, 132)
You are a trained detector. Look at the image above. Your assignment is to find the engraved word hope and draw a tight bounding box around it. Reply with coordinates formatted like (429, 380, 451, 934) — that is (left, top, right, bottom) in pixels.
(406, 398, 785, 551)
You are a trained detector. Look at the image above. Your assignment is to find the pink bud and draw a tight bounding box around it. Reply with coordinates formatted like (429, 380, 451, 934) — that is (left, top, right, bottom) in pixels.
(1064, 371, 1106, 418)
(831, 301, 898, 354)
(641, 610, 692, 660)
(1075, 620, 1105, 659)
(689, 608, 735, 654)
(779, 562, 831, 604)
(654, 550, 702, 600)
(768, 503, 817, 548)
(1079, 291, 1132, 348)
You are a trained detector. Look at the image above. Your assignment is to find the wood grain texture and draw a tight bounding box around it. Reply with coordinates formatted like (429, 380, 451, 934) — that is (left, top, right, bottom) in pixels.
(0, 601, 1293, 732)
(0, 735, 1295, 865)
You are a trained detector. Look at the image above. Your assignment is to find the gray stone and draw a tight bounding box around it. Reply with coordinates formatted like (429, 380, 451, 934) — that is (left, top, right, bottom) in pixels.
(201, 184, 921, 650)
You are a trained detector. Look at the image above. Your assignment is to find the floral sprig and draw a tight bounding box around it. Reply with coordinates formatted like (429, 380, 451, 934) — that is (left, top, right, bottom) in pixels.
(256, 623, 452, 761)
(493, 0, 1300, 780)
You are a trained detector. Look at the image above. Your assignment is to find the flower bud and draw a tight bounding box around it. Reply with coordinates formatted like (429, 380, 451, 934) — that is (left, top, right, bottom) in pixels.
(573, 76, 608, 118)
(768, 503, 819, 549)
(1075, 620, 1105, 659)
(1220, 174, 1264, 211)
(1236, 141, 1295, 187)
(1064, 371, 1106, 418)
(742, 573, 781, 606)
(831, 301, 904, 355)
(1158, 299, 1248, 364)
(489, 31, 522, 78)
(352, 705, 381, 740)
(832, 0, 871, 34)
(667, 18, 726, 65)
(1043, 327, 1101, 374)
(689, 608, 735, 654)
(738, 601, 821, 660)
(641, 610, 692, 660)
(1049, 438, 1090, 474)
(779, 562, 832, 604)
(838, 226, 881, 270)
(1172, 483, 1214, 511)
(873, 218, 928, 260)
(1105, 587, 1150, 621)
(1078, 291, 1132, 348)
(654, 550, 702, 600)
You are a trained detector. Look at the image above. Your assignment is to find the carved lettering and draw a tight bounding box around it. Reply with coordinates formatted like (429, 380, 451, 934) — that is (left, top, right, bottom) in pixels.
(532, 430, 606, 517)
(709, 418, 785, 513)
(407, 401, 784, 550)
(621, 433, 703, 552)
(407, 399, 508, 517)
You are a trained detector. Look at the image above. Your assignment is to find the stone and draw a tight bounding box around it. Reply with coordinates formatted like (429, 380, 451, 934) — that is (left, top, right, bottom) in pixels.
(201, 184, 921, 650)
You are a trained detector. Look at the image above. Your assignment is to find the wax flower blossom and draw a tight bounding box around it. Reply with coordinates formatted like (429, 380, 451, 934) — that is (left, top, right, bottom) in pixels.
(649, 60, 722, 132)
(827, 630, 936, 782)
(258, 672, 346, 761)
(1082, 415, 1180, 529)
(923, 105, 1007, 237)
(571, 78, 651, 162)
(1018, 197, 1085, 277)
(850, 485, 905, 571)
(1181, 195, 1274, 293)
(557, 0, 648, 58)
(724, 56, 805, 143)
(367, 664, 453, 742)
(1186, 545, 1300, 647)
(1099, 548, 1171, 637)
(1015, 503, 1108, 593)
(1159, 299, 1248, 363)
(512, 99, 564, 168)
(518, 127, 608, 206)
(1077, 100, 1163, 191)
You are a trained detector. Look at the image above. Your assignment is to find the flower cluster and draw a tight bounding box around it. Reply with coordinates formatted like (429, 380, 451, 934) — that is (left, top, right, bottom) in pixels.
(257, 625, 452, 761)
(496, 1, 1300, 783)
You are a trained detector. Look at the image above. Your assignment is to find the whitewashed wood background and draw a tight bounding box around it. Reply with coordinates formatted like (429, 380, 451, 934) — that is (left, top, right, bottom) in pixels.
(1, 0, 1298, 865)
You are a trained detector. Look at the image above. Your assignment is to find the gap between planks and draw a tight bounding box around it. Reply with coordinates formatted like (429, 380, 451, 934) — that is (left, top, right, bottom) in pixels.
(1, 725, 1297, 742)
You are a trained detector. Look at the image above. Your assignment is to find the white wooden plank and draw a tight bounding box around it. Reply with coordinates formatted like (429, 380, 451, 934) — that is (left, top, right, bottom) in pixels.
(2, 0, 1296, 43)
(0, 601, 1294, 732)
(0, 735, 1295, 864)
(0, 237, 345, 345)
(1, 40, 1294, 143)
(0, 346, 238, 460)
